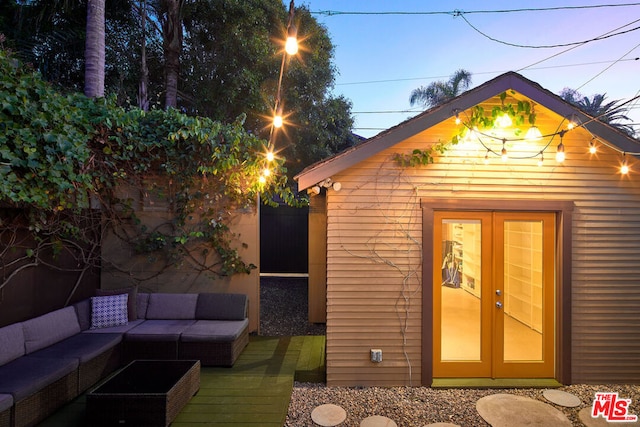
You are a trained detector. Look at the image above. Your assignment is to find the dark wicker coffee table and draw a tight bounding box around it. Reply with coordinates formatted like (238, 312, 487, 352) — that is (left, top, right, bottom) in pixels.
(86, 360, 200, 427)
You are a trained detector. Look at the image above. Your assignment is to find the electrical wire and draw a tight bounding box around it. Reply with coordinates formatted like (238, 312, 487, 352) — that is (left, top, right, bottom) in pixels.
(459, 14, 640, 49)
(312, 3, 640, 16)
(575, 41, 640, 92)
(336, 57, 640, 87)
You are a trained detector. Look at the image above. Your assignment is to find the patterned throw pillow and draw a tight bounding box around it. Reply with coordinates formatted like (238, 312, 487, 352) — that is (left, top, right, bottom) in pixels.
(90, 294, 129, 329)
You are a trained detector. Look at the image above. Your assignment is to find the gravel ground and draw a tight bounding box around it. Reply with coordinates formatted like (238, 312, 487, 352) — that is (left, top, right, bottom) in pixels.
(260, 277, 639, 426)
(260, 276, 326, 336)
(285, 383, 640, 426)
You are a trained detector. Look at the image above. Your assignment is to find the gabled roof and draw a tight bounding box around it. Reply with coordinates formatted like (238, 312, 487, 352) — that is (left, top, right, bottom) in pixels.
(295, 71, 640, 190)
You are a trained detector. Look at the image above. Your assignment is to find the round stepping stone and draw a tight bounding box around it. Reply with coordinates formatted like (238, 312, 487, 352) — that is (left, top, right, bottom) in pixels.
(579, 407, 640, 427)
(543, 389, 581, 407)
(476, 394, 572, 427)
(360, 415, 397, 427)
(311, 404, 347, 427)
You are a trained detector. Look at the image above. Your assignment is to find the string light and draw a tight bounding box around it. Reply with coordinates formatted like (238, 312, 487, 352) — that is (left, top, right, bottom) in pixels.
(273, 106, 284, 128)
(501, 140, 508, 162)
(496, 113, 512, 128)
(567, 114, 580, 130)
(266, 151, 275, 162)
(453, 96, 640, 174)
(285, 22, 298, 55)
(525, 103, 542, 142)
(556, 132, 566, 163)
(621, 152, 630, 174)
(525, 125, 543, 141)
(269, 0, 298, 146)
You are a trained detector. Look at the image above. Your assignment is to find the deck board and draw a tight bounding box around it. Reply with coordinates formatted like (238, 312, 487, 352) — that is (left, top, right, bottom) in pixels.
(38, 335, 325, 426)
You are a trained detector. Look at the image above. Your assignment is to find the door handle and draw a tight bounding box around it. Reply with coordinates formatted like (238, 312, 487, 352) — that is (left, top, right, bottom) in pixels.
(496, 301, 503, 309)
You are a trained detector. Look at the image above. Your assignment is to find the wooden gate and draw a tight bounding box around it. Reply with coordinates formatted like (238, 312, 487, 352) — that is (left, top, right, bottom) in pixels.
(259, 204, 308, 274)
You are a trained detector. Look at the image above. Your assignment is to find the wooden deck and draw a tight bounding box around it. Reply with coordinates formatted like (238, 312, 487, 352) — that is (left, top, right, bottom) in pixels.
(39, 335, 326, 426)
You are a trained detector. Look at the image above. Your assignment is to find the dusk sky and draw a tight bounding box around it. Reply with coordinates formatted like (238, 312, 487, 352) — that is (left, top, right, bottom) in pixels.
(298, 1, 640, 139)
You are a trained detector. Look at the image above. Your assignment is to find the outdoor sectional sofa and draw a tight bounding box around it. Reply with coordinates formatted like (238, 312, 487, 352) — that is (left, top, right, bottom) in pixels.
(0, 290, 249, 427)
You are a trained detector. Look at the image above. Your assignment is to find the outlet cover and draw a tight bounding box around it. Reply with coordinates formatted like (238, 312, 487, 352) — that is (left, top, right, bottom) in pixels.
(370, 349, 383, 363)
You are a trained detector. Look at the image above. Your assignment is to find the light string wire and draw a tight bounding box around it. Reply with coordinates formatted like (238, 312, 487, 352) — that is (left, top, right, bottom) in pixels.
(268, 0, 296, 150)
(312, 5, 640, 136)
(456, 93, 640, 166)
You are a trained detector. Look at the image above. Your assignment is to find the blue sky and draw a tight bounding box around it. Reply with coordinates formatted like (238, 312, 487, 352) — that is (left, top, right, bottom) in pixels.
(297, 1, 640, 138)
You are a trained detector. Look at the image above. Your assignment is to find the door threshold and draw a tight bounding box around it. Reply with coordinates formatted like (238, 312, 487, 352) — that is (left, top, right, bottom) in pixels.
(432, 378, 563, 389)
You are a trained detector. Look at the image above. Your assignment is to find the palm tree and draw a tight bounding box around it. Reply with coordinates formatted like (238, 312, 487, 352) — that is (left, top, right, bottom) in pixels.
(85, 0, 105, 97)
(157, 0, 184, 109)
(560, 89, 635, 137)
(409, 69, 472, 109)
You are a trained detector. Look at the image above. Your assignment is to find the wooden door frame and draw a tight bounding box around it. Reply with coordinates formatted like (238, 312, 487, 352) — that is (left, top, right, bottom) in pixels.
(421, 199, 573, 386)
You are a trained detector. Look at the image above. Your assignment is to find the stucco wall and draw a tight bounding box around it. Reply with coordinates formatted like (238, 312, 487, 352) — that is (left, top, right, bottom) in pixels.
(101, 203, 260, 332)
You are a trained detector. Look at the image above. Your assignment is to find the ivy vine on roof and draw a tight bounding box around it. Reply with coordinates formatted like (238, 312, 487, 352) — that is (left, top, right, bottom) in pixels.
(394, 91, 536, 167)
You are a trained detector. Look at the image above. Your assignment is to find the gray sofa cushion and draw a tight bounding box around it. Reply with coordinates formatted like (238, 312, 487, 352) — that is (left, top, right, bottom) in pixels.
(83, 319, 144, 334)
(0, 393, 12, 412)
(0, 323, 25, 366)
(124, 320, 195, 341)
(0, 356, 78, 401)
(180, 319, 249, 342)
(73, 299, 92, 331)
(195, 293, 248, 320)
(145, 293, 198, 320)
(136, 293, 150, 319)
(29, 333, 122, 363)
(22, 306, 81, 354)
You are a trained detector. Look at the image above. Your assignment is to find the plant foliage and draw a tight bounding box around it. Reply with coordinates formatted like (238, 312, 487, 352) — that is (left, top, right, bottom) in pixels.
(395, 91, 535, 167)
(0, 48, 297, 292)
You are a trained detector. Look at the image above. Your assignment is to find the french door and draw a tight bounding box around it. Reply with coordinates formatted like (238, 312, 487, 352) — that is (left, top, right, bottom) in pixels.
(432, 211, 555, 378)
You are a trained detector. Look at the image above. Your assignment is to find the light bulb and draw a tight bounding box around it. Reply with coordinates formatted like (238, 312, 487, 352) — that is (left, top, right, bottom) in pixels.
(484, 152, 490, 165)
(273, 114, 283, 128)
(266, 151, 275, 162)
(259, 176, 266, 184)
(621, 153, 629, 174)
(525, 126, 542, 142)
(501, 147, 508, 162)
(285, 24, 298, 55)
(556, 142, 565, 163)
(496, 113, 512, 128)
(263, 168, 271, 177)
(454, 113, 461, 125)
(589, 141, 597, 154)
(538, 153, 544, 167)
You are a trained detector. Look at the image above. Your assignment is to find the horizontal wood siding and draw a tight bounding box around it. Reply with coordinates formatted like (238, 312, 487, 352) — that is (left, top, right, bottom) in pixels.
(324, 123, 640, 386)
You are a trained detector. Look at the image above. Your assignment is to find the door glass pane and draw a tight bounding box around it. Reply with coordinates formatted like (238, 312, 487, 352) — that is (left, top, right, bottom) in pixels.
(503, 220, 543, 361)
(441, 219, 482, 361)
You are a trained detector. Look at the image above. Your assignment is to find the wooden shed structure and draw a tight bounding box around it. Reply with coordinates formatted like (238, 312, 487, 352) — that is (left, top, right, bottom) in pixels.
(295, 72, 640, 387)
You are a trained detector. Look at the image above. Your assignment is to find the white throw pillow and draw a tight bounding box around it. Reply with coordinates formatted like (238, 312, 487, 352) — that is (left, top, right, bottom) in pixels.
(90, 294, 129, 329)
